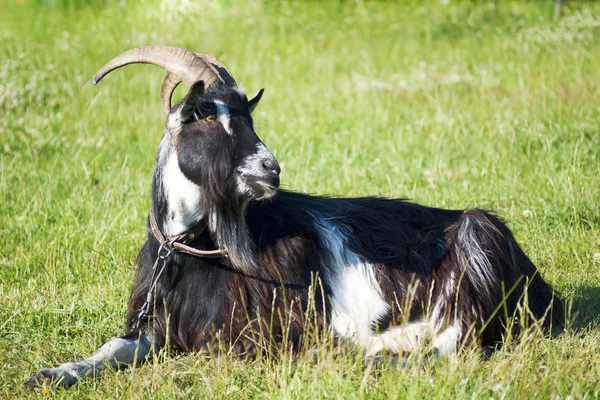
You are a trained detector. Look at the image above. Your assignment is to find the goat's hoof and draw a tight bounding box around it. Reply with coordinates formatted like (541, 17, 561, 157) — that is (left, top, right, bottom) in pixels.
(26, 370, 53, 387)
(26, 369, 77, 388)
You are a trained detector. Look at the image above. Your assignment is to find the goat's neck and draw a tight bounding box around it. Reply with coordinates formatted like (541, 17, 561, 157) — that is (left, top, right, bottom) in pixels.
(151, 137, 257, 270)
(206, 201, 257, 270)
(152, 138, 205, 238)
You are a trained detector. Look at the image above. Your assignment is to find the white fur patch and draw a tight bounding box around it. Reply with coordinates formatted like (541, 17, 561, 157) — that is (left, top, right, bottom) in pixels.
(365, 320, 462, 357)
(432, 321, 461, 356)
(236, 143, 274, 177)
(312, 217, 463, 356)
(162, 151, 204, 236)
(365, 321, 431, 356)
(235, 175, 253, 197)
(235, 143, 277, 199)
(234, 86, 246, 100)
(313, 219, 390, 345)
(166, 110, 180, 129)
(457, 216, 497, 298)
(215, 102, 231, 135)
(331, 263, 391, 343)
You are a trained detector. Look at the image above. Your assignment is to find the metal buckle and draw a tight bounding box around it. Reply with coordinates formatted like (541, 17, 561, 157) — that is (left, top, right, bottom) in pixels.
(158, 240, 174, 258)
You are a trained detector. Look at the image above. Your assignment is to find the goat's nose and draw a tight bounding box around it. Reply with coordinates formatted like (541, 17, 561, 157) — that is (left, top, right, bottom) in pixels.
(261, 158, 281, 176)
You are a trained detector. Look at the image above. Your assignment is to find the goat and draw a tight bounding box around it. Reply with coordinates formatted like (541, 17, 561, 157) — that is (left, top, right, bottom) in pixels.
(27, 46, 563, 388)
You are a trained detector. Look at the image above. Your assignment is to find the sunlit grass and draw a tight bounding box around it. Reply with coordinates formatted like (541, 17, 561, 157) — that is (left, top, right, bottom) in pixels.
(1, 0, 600, 398)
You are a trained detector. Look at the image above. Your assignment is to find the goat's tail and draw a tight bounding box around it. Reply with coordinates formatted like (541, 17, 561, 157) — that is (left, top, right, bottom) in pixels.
(446, 209, 563, 346)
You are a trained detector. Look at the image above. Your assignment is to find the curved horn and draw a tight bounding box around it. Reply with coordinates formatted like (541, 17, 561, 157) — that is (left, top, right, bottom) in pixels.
(160, 71, 181, 115)
(93, 46, 237, 113)
(93, 46, 222, 87)
(159, 53, 237, 114)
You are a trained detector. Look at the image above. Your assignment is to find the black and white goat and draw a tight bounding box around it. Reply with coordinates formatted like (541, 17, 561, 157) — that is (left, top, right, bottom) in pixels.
(28, 46, 562, 388)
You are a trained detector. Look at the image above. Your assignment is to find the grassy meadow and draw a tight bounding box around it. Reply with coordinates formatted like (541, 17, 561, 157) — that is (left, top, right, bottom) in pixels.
(1, 0, 600, 398)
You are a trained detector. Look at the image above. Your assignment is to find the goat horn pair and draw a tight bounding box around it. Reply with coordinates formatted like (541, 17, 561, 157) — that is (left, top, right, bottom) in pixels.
(93, 46, 236, 114)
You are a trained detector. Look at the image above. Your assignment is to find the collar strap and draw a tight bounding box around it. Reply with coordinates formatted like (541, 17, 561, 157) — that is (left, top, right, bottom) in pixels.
(149, 210, 228, 259)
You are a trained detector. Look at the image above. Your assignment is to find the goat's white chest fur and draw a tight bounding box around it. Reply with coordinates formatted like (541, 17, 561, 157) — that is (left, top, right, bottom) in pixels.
(161, 151, 204, 237)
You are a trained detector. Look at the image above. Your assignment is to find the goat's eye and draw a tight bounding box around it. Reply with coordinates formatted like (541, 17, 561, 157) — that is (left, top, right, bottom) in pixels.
(204, 115, 217, 123)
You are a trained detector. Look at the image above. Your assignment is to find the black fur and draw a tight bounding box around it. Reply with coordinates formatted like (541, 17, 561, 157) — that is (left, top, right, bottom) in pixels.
(124, 82, 563, 356)
(128, 189, 563, 353)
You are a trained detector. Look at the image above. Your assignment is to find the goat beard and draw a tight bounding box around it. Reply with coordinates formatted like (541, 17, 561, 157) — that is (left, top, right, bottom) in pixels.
(206, 199, 258, 271)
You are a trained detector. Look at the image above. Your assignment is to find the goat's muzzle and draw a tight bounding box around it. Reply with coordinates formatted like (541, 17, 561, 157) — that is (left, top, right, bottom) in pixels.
(258, 157, 281, 189)
(235, 144, 280, 200)
(252, 154, 280, 200)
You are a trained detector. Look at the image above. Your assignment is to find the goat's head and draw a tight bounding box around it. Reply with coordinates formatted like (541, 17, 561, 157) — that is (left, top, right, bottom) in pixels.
(93, 46, 280, 206)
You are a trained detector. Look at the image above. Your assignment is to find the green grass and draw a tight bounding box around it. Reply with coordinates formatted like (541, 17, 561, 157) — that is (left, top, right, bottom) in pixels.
(1, 0, 600, 398)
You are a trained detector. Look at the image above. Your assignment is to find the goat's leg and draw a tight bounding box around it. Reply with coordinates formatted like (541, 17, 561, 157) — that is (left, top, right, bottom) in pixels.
(365, 322, 431, 357)
(431, 323, 462, 356)
(365, 321, 462, 358)
(27, 332, 153, 388)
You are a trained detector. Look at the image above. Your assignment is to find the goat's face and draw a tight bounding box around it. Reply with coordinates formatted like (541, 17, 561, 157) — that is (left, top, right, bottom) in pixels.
(92, 47, 279, 205)
(169, 81, 280, 203)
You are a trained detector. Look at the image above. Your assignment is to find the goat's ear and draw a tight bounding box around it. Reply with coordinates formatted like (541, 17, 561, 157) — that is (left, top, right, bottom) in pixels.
(178, 80, 205, 121)
(248, 88, 264, 113)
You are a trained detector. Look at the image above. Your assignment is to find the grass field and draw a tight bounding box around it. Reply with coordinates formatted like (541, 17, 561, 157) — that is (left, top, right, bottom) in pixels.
(1, 0, 600, 398)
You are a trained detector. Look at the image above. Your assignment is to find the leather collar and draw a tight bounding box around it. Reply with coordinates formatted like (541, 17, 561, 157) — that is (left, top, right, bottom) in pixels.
(149, 210, 227, 259)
